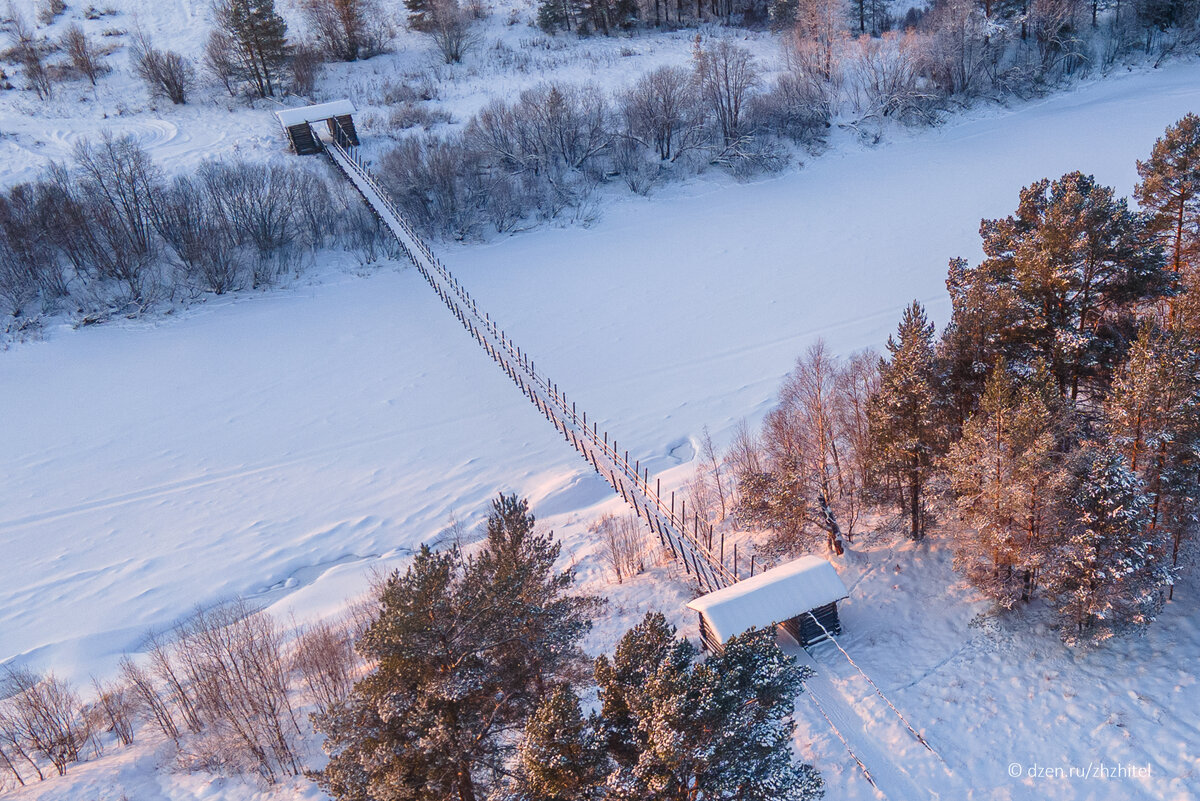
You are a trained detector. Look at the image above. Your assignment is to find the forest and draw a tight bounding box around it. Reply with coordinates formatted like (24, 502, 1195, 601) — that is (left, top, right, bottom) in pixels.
(693, 113, 1200, 644)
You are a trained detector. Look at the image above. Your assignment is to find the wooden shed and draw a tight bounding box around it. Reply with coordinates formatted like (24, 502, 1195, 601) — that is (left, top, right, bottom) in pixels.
(274, 99, 359, 155)
(686, 555, 848, 652)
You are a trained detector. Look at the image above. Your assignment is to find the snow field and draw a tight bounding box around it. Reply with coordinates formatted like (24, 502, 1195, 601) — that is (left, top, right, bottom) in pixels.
(3, 8, 1200, 798)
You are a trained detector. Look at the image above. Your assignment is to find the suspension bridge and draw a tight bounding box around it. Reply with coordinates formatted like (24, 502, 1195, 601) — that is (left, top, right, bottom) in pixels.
(289, 107, 958, 800)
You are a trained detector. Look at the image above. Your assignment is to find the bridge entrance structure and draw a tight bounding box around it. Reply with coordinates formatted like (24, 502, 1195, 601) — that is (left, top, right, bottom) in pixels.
(274, 100, 359, 155)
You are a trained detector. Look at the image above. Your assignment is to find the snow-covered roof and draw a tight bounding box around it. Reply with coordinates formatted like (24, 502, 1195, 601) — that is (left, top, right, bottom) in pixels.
(686, 556, 848, 645)
(274, 100, 357, 128)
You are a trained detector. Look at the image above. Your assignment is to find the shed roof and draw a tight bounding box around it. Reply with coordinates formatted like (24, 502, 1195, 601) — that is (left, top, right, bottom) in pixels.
(275, 99, 357, 128)
(686, 556, 848, 645)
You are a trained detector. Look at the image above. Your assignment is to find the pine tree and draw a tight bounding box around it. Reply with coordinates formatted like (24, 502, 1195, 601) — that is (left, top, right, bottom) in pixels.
(940, 255, 1023, 428)
(593, 611, 694, 770)
(1136, 113, 1200, 323)
(768, 0, 799, 30)
(314, 495, 601, 801)
(508, 685, 608, 801)
(693, 629, 824, 801)
(212, 0, 290, 97)
(869, 300, 943, 540)
(1044, 445, 1171, 644)
(594, 615, 823, 801)
(1106, 325, 1200, 596)
(405, 0, 438, 31)
(536, 0, 572, 32)
(945, 361, 1067, 606)
(1137, 113, 1200, 276)
(968, 172, 1170, 400)
(473, 494, 603, 696)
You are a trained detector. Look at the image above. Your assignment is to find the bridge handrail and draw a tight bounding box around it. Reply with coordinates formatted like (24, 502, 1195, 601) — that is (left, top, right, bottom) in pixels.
(322, 130, 737, 590)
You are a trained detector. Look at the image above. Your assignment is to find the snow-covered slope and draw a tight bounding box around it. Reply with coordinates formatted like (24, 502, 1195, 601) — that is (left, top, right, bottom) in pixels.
(3, 41, 1200, 801)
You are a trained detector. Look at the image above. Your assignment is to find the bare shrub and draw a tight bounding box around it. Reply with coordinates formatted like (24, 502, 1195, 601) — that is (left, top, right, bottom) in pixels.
(62, 23, 107, 85)
(199, 160, 313, 286)
(146, 631, 204, 734)
(291, 620, 357, 715)
(781, 32, 844, 121)
(380, 133, 488, 239)
(846, 31, 938, 125)
(0, 182, 70, 315)
(386, 102, 453, 132)
(1030, 0, 1089, 78)
(72, 133, 164, 301)
(131, 29, 194, 104)
(0, 667, 89, 777)
(750, 71, 831, 144)
(90, 678, 135, 747)
(923, 0, 995, 97)
(289, 42, 323, 96)
(620, 64, 707, 162)
(298, 0, 393, 61)
(118, 656, 179, 742)
(609, 137, 660, 195)
(467, 82, 611, 176)
(427, 0, 475, 64)
(155, 174, 244, 294)
(336, 189, 398, 263)
(176, 600, 302, 783)
(6, 7, 53, 99)
(593, 513, 648, 583)
(36, 0, 65, 25)
(0, 701, 44, 786)
(794, 0, 848, 82)
(692, 39, 759, 146)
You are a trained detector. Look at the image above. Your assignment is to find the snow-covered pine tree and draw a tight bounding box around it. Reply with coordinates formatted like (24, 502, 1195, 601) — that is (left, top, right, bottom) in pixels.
(941, 255, 1024, 428)
(1136, 113, 1200, 324)
(945, 360, 1066, 606)
(692, 627, 823, 801)
(1044, 446, 1172, 644)
(1106, 325, 1200, 597)
(211, 0, 290, 97)
(967, 171, 1170, 401)
(473, 494, 604, 695)
(507, 685, 608, 801)
(593, 611, 695, 772)
(595, 615, 823, 801)
(1137, 113, 1200, 277)
(868, 300, 943, 540)
(768, 0, 799, 31)
(313, 495, 601, 801)
(536, 0, 573, 32)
